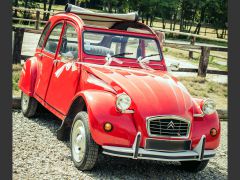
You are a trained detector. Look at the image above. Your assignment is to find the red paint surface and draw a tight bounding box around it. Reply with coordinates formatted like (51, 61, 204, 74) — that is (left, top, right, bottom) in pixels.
(19, 13, 220, 150)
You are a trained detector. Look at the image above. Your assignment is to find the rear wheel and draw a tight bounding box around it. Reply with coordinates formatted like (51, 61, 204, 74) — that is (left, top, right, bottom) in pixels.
(21, 92, 38, 118)
(180, 160, 209, 172)
(70, 111, 99, 171)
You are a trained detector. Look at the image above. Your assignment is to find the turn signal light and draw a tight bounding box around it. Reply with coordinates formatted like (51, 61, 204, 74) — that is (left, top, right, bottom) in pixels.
(104, 122, 113, 132)
(210, 128, 217, 137)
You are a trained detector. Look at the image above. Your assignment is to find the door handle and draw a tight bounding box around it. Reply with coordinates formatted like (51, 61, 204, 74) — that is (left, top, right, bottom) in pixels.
(53, 59, 58, 65)
(36, 52, 43, 57)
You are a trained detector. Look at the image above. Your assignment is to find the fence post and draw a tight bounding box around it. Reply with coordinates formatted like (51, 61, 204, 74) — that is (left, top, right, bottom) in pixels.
(13, 28, 24, 64)
(35, 10, 40, 30)
(189, 36, 196, 59)
(198, 47, 210, 77)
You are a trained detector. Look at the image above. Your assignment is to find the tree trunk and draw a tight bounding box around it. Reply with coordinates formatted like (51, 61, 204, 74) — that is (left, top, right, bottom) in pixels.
(43, 0, 47, 20)
(162, 18, 165, 29)
(23, 0, 29, 18)
(170, 18, 173, 30)
(107, 1, 112, 13)
(189, 36, 196, 59)
(194, 7, 205, 34)
(216, 29, 220, 38)
(179, 1, 185, 32)
(198, 47, 210, 77)
(46, 0, 54, 21)
(150, 16, 154, 27)
(173, 13, 177, 31)
(13, 28, 25, 64)
(141, 12, 144, 23)
(13, 0, 19, 17)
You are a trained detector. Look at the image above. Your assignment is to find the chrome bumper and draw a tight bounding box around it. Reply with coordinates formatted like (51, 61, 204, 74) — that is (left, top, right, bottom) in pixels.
(102, 133, 216, 161)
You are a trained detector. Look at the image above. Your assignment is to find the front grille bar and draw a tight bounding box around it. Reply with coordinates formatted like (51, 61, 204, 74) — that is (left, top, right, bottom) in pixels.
(146, 115, 191, 138)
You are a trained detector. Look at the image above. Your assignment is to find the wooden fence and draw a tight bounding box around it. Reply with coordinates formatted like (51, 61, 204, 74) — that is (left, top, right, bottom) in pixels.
(12, 7, 56, 30)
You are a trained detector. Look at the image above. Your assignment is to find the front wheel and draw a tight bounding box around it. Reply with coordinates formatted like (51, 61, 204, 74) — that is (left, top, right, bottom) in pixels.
(70, 111, 99, 171)
(180, 160, 209, 172)
(21, 91, 38, 118)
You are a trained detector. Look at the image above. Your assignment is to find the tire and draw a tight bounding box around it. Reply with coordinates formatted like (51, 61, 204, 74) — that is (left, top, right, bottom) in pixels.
(21, 91, 38, 118)
(180, 160, 209, 172)
(70, 111, 99, 171)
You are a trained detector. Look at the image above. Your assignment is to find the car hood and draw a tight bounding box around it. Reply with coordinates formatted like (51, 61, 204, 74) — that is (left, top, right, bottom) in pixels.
(82, 63, 194, 120)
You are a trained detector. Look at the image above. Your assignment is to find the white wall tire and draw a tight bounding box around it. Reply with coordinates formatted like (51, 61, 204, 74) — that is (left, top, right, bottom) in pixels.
(21, 91, 38, 118)
(70, 111, 99, 171)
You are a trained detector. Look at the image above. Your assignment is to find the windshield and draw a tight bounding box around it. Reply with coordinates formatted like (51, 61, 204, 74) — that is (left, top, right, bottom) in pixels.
(83, 31, 162, 61)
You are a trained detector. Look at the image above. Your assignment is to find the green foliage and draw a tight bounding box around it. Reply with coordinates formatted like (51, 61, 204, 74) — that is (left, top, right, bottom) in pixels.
(98, 0, 227, 38)
(14, 0, 228, 38)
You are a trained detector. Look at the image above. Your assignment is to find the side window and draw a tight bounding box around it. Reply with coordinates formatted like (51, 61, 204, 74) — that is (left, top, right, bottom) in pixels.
(59, 23, 79, 60)
(44, 23, 63, 54)
(37, 23, 51, 48)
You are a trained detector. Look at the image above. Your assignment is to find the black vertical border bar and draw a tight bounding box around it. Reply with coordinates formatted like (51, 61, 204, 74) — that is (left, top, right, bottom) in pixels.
(0, 0, 12, 179)
(228, 0, 240, 179)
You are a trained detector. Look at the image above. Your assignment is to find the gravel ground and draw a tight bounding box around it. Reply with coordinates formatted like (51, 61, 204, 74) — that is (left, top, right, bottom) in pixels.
(13, 110, 227, 180)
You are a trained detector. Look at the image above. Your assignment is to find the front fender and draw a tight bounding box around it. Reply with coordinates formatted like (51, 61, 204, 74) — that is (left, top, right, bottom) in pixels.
(191, 112, 221, 150)
(77, 90, 137, 147)
(18, 57, 38, 96)
(191, 98, 220, 149)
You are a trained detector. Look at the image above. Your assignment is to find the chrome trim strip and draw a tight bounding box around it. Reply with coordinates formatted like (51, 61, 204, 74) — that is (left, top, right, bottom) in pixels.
(146, 115, 191, 139)
(193, 113, 204, 117)
(102, 147, 216, 162)
(122, 110, 135, 114)
(193, 135, 206, 160)
(132, 132, 141, 159)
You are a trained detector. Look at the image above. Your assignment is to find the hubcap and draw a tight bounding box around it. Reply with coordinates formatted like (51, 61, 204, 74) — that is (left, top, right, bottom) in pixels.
(21, 93, 30, 112)
(71, 120, 86, 163)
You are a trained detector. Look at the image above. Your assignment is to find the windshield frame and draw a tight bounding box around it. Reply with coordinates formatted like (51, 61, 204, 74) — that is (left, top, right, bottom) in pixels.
(82, 30, 163, 61)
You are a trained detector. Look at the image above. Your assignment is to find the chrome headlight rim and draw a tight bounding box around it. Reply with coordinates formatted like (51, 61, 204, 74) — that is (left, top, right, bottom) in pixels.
(202, 98, 216, 115)
(116, 93, 132, 112)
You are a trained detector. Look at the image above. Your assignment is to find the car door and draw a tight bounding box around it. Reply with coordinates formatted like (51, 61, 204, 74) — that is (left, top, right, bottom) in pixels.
(45, 21, 81, 114)
(34, 21, 64, 101)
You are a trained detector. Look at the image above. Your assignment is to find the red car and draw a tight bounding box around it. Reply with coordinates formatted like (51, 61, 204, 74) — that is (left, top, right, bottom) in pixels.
(19, 4, 220, 172)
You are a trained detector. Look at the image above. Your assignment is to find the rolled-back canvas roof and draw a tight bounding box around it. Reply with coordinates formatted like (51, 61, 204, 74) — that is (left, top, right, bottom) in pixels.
(65, 4, 138, 28)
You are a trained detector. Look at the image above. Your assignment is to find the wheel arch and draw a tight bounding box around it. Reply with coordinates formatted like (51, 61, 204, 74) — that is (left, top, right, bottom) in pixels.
(66, 95, 87, 123)
(18, 57, 38, 96)
(57, 94, 88, 141)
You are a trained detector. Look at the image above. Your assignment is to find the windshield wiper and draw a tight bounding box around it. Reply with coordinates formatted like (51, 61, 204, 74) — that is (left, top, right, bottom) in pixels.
(104, 53, 129, 66)
(137, 53, 161, 70)
(137, 53, 161, 62)
(112, 52, 133, 57)
(104, 52, 133, 66)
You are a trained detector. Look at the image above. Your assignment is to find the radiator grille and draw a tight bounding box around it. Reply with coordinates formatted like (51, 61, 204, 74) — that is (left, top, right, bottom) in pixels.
(147, 117, 190, 138)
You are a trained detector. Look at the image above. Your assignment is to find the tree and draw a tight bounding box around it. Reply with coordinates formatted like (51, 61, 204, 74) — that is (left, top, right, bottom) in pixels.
(205, 0, 227, 38)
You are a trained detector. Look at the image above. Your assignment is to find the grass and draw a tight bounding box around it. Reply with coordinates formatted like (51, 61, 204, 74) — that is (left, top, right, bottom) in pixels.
(12, 64, 227, 109)
(12, 64, 22, 97)
(178, 76, 227, 110)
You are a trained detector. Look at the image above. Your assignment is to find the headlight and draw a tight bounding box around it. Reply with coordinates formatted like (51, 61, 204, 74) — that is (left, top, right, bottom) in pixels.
(116, 93, 131, 112)
(202, 99, 216, 115)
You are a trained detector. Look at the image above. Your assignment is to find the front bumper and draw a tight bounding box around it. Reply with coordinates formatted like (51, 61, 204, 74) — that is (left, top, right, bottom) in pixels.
(102, 133, 216, 161)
